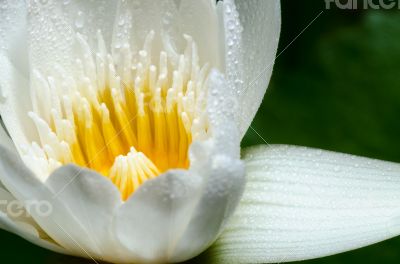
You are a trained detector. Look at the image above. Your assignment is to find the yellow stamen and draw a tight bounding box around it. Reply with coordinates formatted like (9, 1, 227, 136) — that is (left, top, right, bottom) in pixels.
(24, 31, 210, 200)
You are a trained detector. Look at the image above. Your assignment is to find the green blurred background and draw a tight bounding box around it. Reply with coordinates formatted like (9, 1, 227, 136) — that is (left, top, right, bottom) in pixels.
(2, 0, 400, 263)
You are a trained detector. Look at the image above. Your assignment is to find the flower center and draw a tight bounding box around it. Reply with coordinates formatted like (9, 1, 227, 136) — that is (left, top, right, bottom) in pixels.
(24, 31, 210, 200)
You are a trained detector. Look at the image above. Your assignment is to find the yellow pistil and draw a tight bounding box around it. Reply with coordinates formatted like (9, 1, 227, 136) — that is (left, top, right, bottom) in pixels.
(25, 32, 210, 200)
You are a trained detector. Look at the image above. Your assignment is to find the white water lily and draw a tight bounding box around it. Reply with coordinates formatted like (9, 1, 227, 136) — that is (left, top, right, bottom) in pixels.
(0, 0, 399, 263)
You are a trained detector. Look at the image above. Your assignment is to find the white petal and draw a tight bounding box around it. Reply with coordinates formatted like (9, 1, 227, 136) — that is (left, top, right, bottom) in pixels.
(0, 54, 35, 149)
(219, 0, 281, 137)
(0, 185, 67, 255)
(112, 0, 221, 68)
(112, 0, 182, 59)
(169, 150, 245, 262)
(114, 169, 202, 263)
(0, 2, 34, 150)
(0, 146, 99, 255)
(45, 165, 126, 262)
(207, 145, 400, 263)
(115, 142, 245, 263)
(206, 69, 242, 158)
(56, 0, 118, 45)
(27, 0, 118, 75)
(0, 176, 38, 228)
(0, 0, 117, 81)
(177, 0, 221, 68)
(217, 0, 243, 109)
(0, 120, 16, 153)
(0, 0, 28, 75)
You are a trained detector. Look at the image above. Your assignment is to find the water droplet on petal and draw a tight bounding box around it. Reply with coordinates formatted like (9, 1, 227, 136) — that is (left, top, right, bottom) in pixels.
(227, 20, 235, 30)
(227, 38, 234, 47)
(118, 18, 125, 26)
(75, 11, 84, 29)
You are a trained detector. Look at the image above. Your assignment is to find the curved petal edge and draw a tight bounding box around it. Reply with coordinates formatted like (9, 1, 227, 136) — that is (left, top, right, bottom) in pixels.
(204, 144, 400, 263)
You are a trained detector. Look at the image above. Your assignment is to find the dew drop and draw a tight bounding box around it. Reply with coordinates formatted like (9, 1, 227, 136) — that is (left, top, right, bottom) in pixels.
(75, 11, 84, 29)
(227, 38, 234, 47)
(118, 17, 125, 26)
(225, 3, 232, 14)
(0, 2, 7, 10)
(227, 20, 235, 30)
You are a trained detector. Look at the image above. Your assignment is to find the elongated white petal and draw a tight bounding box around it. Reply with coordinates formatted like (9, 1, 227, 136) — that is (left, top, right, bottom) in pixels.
(0, 121, 16, 153)
(207, 145, 400, 263)
(0, 54, 34, 149)
(220, 0, 281, 137)
(0, 2, 34, 150)
(0, 0, 28, 75)
(206, 69, 242, 157)
(217, 0, 243, 112)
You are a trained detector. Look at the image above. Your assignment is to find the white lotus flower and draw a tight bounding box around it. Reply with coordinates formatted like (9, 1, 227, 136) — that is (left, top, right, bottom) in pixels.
(0, 0, 399, 263)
